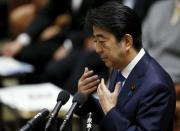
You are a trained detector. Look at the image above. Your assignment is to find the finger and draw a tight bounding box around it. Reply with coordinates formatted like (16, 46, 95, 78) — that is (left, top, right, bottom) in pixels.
(84, 67, 89, 73)
(80, 69, 93, 80)
(84, 70, 94, 77)
(101, 78, 105, 85)
(81, 70, 94, 80)
(113, 82, 121, 95)
(84, 79, 100, 90)
(83, 75, 99, 84)
(99, 78, 109, 93)
(83, 86, 98, 94)
(79, 75, 99, 93)
(97, 83, 102, 96)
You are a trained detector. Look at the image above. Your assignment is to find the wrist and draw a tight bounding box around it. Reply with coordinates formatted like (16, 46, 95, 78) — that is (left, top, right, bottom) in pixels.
(103, 105, 115, 115)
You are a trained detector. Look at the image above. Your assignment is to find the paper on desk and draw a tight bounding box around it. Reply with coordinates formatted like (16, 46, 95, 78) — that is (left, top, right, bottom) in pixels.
(0, 83, 72, 113)
(0, 56, 34, 76)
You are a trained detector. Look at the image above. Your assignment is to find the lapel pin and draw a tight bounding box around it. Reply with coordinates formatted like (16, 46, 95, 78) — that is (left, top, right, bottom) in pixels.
(128, 91, 133, 96)
(127, 84, 136, 96)
(131, 84, 136, 91)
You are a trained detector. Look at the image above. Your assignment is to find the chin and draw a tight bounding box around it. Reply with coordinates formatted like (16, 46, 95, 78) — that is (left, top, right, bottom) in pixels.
(105, 62, 113, 68)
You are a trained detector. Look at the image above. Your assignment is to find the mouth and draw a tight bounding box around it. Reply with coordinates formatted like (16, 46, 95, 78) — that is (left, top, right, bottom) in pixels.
(101, 57, 107, 62)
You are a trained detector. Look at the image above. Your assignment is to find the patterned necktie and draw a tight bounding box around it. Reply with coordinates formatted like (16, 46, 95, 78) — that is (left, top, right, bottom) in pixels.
(116, 72, 126, 93)
(109, 71, 125, 92)
(116, 72, 125, 83)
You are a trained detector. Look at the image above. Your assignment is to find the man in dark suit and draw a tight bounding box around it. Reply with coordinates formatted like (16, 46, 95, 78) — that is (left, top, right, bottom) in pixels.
(61, 0, 162, 94)
(76, 2, 176, 130)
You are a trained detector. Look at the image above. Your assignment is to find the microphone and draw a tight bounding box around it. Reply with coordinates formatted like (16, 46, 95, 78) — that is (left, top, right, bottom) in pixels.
(45, 90, 70, 131)
(18, 108, 49, 131)
(59, 92, 86, 131)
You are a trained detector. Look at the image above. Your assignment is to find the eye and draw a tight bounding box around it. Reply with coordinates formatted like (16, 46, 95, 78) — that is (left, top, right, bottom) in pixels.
(94, 38, 107, 48)
(99, 40, 107, 47)
(93, 39, 98, 43)
(99, 40, 105, 43)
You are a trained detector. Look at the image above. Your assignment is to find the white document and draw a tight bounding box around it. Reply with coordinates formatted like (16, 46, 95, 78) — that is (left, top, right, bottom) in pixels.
(0, 83, 72, 113)
(0, 56, 34, 76)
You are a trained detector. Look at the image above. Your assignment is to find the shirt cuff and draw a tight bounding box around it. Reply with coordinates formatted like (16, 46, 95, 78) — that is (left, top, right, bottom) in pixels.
(16, 33, 31, 46)
(63, 39, 73, 50)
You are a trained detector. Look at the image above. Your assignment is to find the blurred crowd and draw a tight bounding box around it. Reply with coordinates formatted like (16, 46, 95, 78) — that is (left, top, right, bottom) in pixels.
(0, 0, 179, 131)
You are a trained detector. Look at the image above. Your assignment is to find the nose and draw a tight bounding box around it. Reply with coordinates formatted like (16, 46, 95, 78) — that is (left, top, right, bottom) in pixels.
(95, 43, 102, 54)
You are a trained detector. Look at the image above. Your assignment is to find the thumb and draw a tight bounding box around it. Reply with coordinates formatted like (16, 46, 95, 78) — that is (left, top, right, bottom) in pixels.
(113, 82, 121, 95)
(101, 78, 104, 84)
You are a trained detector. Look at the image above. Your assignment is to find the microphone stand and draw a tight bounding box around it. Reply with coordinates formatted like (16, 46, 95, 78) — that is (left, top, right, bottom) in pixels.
(59, 114, 73, 131)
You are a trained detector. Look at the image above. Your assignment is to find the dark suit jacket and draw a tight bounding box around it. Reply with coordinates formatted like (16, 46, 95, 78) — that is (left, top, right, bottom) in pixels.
(76, 52, 176, 131)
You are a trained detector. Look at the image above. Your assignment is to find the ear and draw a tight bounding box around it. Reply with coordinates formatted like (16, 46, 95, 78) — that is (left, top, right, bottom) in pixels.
(122, 34, 133, 51)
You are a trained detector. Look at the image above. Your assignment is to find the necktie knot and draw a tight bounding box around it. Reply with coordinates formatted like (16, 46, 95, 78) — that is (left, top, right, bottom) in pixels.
(109, 71, 126, 92)
(116, 72, 125, 83)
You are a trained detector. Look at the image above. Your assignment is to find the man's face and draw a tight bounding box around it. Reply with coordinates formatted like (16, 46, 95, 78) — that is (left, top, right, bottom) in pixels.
(93, 26, 127, 69)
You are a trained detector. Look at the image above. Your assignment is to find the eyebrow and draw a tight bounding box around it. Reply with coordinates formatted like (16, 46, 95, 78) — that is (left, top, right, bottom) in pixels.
(93, 34, 107, 39)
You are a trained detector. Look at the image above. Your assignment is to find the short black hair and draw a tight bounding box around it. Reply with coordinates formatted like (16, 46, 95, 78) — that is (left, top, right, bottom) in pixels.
(85, 1, 142, 51)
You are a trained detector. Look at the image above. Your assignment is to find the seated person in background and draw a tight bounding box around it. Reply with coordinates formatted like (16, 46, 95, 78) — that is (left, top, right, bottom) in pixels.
(119, 0, 162, 22)
(143, 0, 180, 99)
(2, 0, 110, 94)
(75, 2, 176, 131)
(9, 0, 47, 38)
(142, 0, 180, 128)
(0, 1, 8, 39)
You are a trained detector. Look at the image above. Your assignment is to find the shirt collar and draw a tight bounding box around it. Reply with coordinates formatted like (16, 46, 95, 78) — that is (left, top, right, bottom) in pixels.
(121, 48, 145, 79)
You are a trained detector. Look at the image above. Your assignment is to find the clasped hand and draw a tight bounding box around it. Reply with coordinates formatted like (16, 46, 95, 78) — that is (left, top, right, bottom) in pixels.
(78, 67, 121, 114)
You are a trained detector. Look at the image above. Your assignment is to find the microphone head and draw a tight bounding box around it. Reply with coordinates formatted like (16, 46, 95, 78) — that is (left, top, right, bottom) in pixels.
(57, 91, 70, 105)
(38, 108, 50, 117)
(19, 108, 49, 131)
(28, 108, 49, 127)
(72, 92, 86, 106)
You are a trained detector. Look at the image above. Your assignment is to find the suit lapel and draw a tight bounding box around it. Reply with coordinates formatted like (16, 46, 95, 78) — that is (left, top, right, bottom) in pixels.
(117, 53, 151, 108)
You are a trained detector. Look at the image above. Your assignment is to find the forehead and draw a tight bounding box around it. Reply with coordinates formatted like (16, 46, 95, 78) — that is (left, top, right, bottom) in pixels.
(92, 26, 112, 39)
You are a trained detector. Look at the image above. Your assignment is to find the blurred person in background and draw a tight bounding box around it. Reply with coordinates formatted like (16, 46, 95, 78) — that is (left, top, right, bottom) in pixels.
(8, 0, 47, 38)
(2, 0, 111, 94)
(143, 0, 180, 129)
(119, 0, 161, 22)
(1, 0, 161, 94)
(143, 0, 180, 99)
(0, 0, 8, 40)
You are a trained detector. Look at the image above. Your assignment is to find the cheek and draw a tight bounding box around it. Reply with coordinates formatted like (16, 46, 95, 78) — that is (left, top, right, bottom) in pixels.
(106, 51, 118, 65)
(110, 48, 120, 60)
(111, 49, 125, 64)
